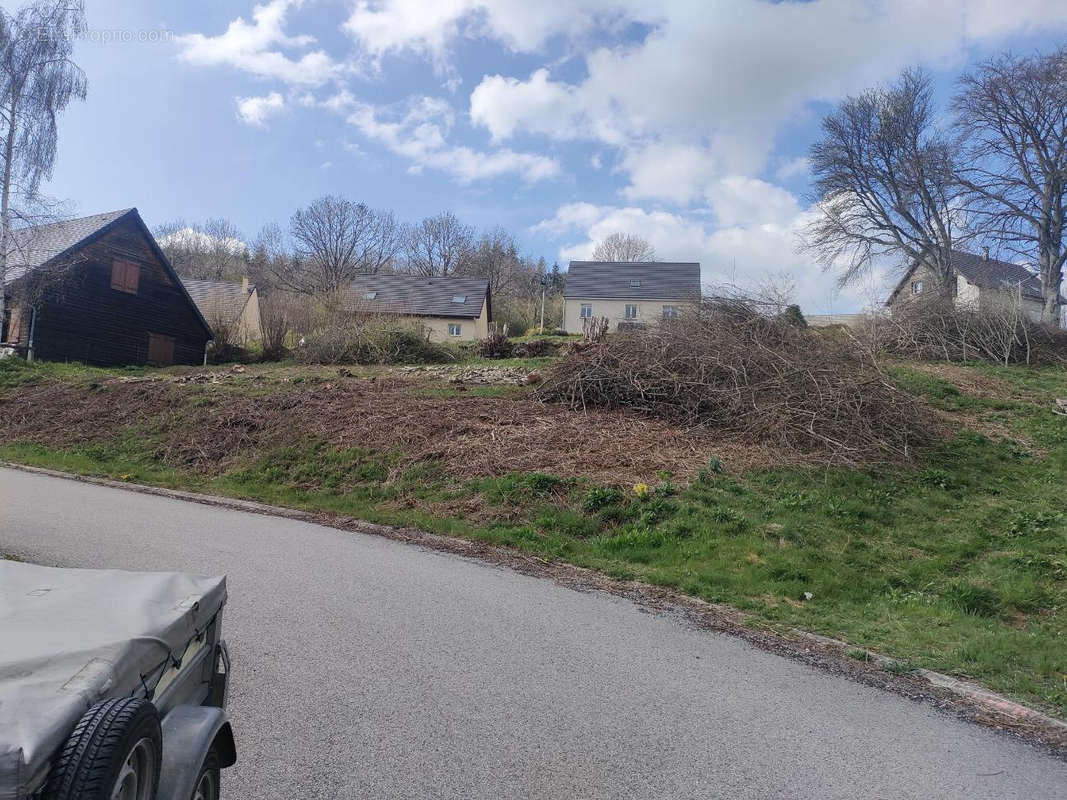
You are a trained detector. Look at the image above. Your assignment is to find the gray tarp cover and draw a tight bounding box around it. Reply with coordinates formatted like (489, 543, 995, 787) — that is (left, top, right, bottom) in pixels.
(0, 562, 226, 799)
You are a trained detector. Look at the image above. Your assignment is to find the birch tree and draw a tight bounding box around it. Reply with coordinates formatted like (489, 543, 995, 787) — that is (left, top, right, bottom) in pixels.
(0, 0, 87, 295)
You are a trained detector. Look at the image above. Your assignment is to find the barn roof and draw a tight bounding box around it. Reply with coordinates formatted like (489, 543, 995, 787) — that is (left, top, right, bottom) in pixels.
(2, 209, 132, 285)
(181, 278, 255, 326)
(344, 273, 490, 319)
(1, 208, 213, 338)
(563, 261, 702, 300)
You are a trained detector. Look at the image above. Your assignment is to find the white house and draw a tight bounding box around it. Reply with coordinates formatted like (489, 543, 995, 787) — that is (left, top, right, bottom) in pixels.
(887, 249, 1063, 325)
(562, 261, 701, 334)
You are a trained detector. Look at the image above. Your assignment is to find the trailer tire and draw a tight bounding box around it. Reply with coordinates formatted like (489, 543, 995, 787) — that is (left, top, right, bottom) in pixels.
(42, 697, 162, 800)
(190, 748, 221, 800)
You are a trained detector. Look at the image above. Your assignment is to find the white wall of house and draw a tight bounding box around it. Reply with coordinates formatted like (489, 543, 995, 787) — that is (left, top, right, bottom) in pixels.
(416, 298, 491, 342)
(562, 297, 691, 333)
(891, 267, 1054, 326)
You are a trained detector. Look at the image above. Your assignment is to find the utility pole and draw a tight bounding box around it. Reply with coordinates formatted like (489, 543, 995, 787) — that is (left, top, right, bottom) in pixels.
(539, 275, 547, 334)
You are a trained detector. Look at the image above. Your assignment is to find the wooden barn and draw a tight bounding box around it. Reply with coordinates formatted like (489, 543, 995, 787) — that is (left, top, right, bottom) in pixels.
(0, 209, 213, 366)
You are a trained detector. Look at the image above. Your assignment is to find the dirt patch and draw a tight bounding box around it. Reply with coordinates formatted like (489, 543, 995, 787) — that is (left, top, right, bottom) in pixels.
(904, 362, 1016, 400)
(0, 375, 786, 483)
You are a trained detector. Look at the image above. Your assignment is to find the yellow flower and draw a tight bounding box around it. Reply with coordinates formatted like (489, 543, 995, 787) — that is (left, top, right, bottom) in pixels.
(633, 483, 650, 498)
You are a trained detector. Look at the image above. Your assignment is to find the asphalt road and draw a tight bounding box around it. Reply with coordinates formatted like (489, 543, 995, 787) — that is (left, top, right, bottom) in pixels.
(2, 466, 1066, 799)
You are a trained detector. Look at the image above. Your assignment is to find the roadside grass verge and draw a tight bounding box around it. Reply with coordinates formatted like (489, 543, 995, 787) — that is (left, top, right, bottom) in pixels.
(1, 357, 1066, 717)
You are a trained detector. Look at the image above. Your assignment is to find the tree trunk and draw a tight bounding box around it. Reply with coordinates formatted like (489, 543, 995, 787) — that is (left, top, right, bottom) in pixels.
(1038, 248, 1061, 326)
(0, 95, 17, 325)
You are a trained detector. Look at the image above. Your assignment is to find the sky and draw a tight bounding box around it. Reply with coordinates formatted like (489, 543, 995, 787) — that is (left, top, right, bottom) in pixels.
(13, 0, 1067, 313)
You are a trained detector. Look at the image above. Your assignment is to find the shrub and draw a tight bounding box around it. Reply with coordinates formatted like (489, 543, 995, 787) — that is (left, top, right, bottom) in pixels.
(297, 317, 452, 365)
(537, 298, 936, 464)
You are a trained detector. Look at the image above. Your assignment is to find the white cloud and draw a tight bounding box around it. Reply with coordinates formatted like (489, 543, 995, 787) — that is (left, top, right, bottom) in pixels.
(344, 0, 660, 67)
(467, 0, 1067, 201)
(618, 143, 722, 204)
(343, 96, 560, 184)
(705, 176, 801, 228)
(176, 0, 343, 86)
(235, 91, 285, 126)
(775, 157, 810, 181)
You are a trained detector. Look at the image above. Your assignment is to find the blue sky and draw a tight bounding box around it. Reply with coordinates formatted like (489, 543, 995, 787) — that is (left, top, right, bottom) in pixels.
(15, 0, 1067, 312)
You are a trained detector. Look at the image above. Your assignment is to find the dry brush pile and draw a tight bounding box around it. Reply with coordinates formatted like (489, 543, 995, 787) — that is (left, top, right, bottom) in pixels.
(866, 301, 1067, 366)
(536, 300, 938, 464)
(0, 372, 762, 484)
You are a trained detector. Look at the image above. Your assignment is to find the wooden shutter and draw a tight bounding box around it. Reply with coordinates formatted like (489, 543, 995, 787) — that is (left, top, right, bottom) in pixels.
(110, 260, 140, 294)
(147, 333, 175, 365)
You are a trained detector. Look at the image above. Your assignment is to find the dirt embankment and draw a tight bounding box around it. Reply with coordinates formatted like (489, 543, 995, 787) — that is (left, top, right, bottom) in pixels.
(0, 372, 787, 484)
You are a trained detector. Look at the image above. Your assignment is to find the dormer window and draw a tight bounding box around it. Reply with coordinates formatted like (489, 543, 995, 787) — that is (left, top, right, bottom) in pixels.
(364, 291, 377, 300)
(911, 280, 923, 295)
(451, 295, 466, 304)
(629, 279, 641, 288)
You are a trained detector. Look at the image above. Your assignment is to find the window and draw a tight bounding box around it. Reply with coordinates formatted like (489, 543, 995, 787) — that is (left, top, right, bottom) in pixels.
(662, 305, 679, 319)
(451, 295, 466, 304)
(579, 303, 592, 319)
(146, 333, 175, 365)
(911, 280, 923, 295)
(448, 323, 462, 337)
(624, 304, 638, 319)
(364, 291, 377, 300)
(629, 279, 641, 288)
(110, 259, 140, 294)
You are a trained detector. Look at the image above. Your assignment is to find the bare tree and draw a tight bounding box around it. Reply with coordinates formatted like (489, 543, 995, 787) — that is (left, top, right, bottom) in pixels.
(0, 0, 86, 314)
(590, 232, 655, 262)
(404, 211, 473, 276)
(277, 195, 401, 294)
(953, 49, 1067, 325)
(156, 217, 249, 281)
(456, 227, 523, 294)
(803, 68, 962, 296)
(364, 208, 402, 275)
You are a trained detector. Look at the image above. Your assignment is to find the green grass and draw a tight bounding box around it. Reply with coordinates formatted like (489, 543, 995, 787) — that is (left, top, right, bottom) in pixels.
(3, 357, 1067, 717)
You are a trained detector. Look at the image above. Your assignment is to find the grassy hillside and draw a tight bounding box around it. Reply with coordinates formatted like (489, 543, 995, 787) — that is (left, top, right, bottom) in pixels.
(1, 357, 1065, 716)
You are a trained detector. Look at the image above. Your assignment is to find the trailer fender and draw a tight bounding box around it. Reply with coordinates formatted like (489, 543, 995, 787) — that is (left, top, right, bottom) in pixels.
(157, 705, 236, 800)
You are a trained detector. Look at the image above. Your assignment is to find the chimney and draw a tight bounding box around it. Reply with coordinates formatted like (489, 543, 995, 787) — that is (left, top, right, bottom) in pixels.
(241, 276, 249, 293)
(982, 247, 989, 262)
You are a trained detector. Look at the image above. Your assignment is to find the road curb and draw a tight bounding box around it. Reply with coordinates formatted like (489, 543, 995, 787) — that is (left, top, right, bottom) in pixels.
(5, 460, 1066, 755)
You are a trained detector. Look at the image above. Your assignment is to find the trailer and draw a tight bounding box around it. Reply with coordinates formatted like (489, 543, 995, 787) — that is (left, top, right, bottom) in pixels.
(0, 562, 235, 800)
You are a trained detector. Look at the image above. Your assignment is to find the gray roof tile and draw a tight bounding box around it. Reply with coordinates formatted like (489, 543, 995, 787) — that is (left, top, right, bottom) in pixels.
(344, 274, 490, 319)
(563, 261, 701, 300)
(950, 250, 1054, 301)
(2, 209, 132, 284)
(181, 278, 254, 326)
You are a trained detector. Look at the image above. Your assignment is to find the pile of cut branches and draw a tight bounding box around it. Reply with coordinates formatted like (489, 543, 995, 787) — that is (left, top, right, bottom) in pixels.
(536, 299, 936, 464)
(870, 301, 1067, 366)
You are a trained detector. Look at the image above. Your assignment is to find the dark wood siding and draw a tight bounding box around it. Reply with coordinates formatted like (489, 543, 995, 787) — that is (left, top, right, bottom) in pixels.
(26, 217, 210, 366)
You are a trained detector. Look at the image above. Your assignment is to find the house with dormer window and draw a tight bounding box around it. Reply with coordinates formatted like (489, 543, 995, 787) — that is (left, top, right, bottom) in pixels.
(886, 248, 1064, 326)
(343, 273, 491, 341)
(562, 261, 701, 333)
